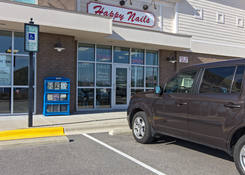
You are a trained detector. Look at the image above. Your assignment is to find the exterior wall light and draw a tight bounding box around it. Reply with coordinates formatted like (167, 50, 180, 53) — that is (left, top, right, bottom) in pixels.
(166, 56, 177, 64)
(120, 0, 126, 6)
(54, 42, 65, 52)
(143, 4, 149, 10)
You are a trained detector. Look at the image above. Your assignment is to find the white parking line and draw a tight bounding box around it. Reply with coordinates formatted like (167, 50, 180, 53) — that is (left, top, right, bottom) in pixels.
(83, 133, 167, 175)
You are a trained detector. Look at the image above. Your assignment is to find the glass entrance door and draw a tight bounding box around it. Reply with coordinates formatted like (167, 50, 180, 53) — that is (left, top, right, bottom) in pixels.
(112, 65, 130, 108)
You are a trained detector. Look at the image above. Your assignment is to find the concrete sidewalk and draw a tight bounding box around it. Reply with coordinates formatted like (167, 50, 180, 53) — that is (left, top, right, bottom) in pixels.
(0, 112, 130, 135)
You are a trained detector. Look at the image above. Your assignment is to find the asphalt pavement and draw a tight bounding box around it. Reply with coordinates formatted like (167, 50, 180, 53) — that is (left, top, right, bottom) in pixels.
(0, 132, 239, 175)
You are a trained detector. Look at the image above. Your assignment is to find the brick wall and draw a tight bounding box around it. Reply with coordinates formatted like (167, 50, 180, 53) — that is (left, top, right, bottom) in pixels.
(38, 0, 76, 11)
(36, 33, 76, 114)
(159, 50, 233, 85)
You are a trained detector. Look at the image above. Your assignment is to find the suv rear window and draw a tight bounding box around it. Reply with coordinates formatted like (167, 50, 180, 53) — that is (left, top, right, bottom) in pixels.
(200, 66, 244, 94)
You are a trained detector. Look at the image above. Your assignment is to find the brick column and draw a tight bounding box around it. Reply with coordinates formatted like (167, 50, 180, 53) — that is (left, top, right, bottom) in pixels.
(36, 33, 77, 114)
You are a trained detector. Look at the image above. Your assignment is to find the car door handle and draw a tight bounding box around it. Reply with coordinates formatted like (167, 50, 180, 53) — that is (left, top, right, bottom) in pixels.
(177, 102, 188, 106)
(224, 103, 241, 109)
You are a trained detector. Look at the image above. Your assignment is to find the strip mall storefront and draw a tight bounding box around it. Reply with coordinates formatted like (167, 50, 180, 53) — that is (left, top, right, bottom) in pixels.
(0, 0, 234, 115)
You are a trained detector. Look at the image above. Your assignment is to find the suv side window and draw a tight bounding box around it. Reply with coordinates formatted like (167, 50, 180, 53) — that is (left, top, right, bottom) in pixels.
(200, 66, 236, 94)
(164, 70, 197, 94)
(232, 65, 245, 94)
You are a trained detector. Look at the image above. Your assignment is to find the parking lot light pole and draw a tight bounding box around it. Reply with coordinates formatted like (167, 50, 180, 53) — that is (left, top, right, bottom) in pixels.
(24, 18, 39, 127)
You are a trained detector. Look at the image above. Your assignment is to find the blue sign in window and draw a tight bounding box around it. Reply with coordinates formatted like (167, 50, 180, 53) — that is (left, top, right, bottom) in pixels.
(13, 0, 36, 4)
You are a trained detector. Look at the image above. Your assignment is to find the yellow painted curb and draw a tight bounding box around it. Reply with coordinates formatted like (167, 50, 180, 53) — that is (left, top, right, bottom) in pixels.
(0, 127, 65, 141)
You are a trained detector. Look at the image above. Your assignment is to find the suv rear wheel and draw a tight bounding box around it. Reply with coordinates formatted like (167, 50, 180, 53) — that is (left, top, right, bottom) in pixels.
(132, 111, 153, 144)
(234, 135, 245, 175)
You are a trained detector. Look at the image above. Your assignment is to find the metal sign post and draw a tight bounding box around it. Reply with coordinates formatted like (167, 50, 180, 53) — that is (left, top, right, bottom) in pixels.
(24, 18, 39, 127)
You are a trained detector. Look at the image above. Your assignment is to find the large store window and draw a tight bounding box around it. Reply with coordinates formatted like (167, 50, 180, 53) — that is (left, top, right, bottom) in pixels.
(0, 30, 35, 115)
(77, 43, 159, 110)
(114, 47, 130, 64)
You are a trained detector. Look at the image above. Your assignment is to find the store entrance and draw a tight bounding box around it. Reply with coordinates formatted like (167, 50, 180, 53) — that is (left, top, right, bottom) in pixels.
(112, 64, 130, 109)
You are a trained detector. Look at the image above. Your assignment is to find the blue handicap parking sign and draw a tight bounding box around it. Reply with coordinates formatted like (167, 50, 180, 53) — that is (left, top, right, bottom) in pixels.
(28, 33, 35, 40)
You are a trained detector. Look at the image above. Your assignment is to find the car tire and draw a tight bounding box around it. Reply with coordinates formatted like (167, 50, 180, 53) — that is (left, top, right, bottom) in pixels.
(234, 135, 245, 175)
(132, 111, 153, 144)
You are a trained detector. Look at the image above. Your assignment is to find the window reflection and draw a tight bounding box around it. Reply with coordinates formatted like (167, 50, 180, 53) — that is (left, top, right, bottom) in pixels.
(96, 45, 112, 62)
(146, 67, 158, 87)
(114, 47, 129, 64)
(0, 30, 12, 54)
(116, 68, 127, 105)
(131, 48, 144, 65)
(14, 32, 27, 54)
(96, 64, 111, 87)
(14, 56, 28, 85)
(14, 88, 28, 113)
(96, 88, 111, 108)
(78, 63, 94, 86)
(0, 88, 11, 114)
(78, 43, 95, 61)
(146, 50, 158, 65)
(131, 66, 144, 88)
(165, 70, 197, 94)
(200, 66, 235, 94)
(232, 66, 245, 94)
(78, 88, 94, 109)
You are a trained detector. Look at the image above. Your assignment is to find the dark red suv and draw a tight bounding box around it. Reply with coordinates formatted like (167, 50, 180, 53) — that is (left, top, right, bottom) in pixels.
(127, 59, 245, 175)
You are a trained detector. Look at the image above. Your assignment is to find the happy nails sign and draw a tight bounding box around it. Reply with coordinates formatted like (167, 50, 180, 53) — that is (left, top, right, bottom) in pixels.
(87, 2, 155, 27)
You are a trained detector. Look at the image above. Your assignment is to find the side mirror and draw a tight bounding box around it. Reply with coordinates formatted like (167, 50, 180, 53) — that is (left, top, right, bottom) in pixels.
(154, 86, 162, 95)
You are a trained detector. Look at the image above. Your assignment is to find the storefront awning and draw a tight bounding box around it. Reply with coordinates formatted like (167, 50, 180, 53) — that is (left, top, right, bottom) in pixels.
(104, 25, 191, 50)
(0, 1, 112, 38)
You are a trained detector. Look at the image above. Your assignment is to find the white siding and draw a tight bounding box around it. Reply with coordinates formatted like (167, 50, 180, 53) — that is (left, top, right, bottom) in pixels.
(178, 0, 245, 48)
(162, 4, 175, 32)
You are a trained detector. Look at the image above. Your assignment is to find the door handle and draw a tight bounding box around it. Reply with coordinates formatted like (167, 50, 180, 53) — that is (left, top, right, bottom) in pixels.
(224, 103, 241, 109)
(177, 102, 188, 106)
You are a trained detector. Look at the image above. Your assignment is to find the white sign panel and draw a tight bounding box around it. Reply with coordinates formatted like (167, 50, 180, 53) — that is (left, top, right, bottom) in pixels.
(87, 2, 155, 27)
(24, 24, 39, 52)
(179, 56, 189, 63)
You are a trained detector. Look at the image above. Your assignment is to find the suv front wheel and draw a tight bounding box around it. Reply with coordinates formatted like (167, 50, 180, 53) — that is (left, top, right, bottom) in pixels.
(132, 111, 153, 144)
